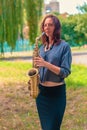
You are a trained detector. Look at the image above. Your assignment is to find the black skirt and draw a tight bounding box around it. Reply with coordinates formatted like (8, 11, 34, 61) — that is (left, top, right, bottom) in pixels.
(36, 84, 66, 130)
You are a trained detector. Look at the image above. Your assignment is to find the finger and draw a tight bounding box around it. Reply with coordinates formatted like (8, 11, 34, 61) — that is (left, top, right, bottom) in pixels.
(28, 85, 31, 90)
(28, 80, 31, 84)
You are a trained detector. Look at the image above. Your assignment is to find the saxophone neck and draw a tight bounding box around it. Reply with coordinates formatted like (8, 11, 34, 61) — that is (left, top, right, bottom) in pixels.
(33, 32, 45, 68)
(35, 32, 45, 42)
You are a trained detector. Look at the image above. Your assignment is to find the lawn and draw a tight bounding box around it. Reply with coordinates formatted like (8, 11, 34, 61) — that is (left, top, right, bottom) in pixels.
(0, 61, 87, 130)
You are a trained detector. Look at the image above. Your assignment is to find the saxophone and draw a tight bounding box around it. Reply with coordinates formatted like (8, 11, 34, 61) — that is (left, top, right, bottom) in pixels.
(28, 32, 45, 98)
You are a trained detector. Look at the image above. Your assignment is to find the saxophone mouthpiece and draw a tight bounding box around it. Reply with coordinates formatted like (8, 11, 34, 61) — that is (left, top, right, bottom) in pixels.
(36, 32, 45, 41)
(42, 32, 45, 36)
(40, 32, 45, 38)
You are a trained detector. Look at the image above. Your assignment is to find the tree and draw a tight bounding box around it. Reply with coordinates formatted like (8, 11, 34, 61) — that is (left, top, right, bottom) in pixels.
(0, 0, 44, 54)
(60, 13, 87, 47)
(60, 15, 77, 46)
(77, 2, 87, 14)
(0, 0, 23, 54)
(25, 0, 44, 44)
(74, 14, 87, 45)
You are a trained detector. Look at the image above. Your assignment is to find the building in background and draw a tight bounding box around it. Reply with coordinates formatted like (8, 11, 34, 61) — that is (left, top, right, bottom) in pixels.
(44, 0, 60, 14)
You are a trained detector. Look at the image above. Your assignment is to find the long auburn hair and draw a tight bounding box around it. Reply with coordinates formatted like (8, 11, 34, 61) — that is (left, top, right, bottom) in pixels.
(41, 14, 61, 45)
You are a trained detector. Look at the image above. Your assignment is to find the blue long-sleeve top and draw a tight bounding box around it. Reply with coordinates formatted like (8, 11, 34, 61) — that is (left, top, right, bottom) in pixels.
(39, 40, 72, 83)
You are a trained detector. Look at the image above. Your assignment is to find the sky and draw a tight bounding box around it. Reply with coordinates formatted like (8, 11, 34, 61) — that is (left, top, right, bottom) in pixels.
(44, 0, 87, 14)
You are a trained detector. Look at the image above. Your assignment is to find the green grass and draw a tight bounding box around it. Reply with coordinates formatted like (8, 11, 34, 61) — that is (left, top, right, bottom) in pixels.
(0, 61, 32, 86)
(0, 61, 87, 130)
(66, 64, 87, 88)
(0, 61, 87, 88)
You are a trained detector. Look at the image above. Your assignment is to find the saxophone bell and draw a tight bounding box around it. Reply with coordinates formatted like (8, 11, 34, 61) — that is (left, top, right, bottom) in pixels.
(28, 68, 39, 98)
(28, 68, 37, 76)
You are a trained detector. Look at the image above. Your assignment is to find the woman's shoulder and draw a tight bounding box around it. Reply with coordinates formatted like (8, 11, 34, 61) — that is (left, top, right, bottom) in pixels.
(55, 40, 71, 54)
(60, 40, 70, 46)
(59, 40, 71, 49)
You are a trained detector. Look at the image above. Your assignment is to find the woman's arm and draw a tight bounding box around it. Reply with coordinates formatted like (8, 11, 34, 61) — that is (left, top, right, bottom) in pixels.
(34, 56, 60, 75)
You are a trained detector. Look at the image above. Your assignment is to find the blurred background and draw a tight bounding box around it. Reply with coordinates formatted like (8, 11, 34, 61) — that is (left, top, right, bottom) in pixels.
(0, 0, 87, 56)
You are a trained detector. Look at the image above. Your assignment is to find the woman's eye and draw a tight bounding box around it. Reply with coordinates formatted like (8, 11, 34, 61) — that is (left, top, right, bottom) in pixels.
(44, 23, 54, 27)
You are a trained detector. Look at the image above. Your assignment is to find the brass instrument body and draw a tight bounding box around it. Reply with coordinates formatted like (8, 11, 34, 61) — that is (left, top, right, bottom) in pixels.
(28, 32, 45, 98)
(28, 68, 39, 98)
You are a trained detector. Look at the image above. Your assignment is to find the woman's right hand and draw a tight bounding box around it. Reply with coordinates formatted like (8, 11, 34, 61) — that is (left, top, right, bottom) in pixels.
(34, 56, 46, 68)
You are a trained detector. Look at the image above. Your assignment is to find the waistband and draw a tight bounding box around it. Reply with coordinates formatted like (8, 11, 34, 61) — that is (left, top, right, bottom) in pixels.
(40, 81, 64, 87)
(39, 83, 66, 97)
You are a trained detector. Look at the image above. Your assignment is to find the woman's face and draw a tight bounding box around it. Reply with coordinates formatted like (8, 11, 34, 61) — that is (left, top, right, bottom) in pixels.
(43, 17, 55, 38)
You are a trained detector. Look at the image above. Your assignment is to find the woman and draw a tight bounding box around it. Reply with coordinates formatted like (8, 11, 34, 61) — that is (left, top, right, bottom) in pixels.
(34, 14, 72, 130)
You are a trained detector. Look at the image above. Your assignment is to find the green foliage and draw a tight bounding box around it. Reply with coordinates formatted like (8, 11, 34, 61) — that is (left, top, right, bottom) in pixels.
(77, 2, 87, 13)
(60, 15, 77, 46)
(74, 14, 87, 45)
(0, 0, 44, 53)
(60, 13, 87, 47)
(0, 0, 23, 53)
(25, 0, 44, 44)
(0, 0, 87, 52)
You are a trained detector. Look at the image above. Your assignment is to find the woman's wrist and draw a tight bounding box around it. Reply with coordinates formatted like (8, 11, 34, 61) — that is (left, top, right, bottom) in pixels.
(44, 61, 49, 68)
(44, 61, 60, 75)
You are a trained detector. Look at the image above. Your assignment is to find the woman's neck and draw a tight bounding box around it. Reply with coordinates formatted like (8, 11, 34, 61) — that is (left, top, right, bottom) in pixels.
(49, 38, 54, 45)
(45, 40, 54, 52)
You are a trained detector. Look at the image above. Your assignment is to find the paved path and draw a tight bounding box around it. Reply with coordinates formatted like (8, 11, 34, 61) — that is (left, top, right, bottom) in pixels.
(0, 51, 87, 66)
(72, 52, 87, 66)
